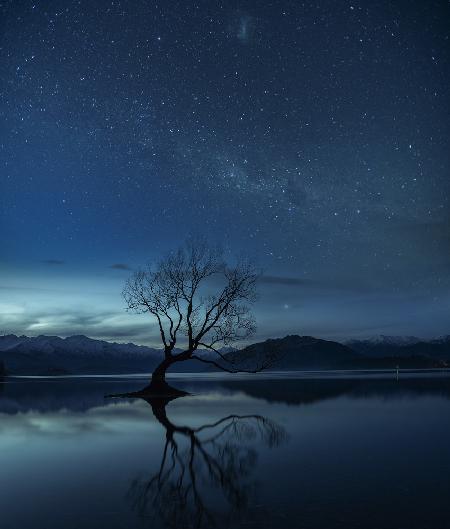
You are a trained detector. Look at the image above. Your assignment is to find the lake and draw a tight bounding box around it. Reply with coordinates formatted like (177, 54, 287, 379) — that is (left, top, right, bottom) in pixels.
(1, 371, 450, 529)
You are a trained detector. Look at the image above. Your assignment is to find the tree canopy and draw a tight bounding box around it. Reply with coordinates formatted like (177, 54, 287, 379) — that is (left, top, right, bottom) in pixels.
(123, 240, 279, 383)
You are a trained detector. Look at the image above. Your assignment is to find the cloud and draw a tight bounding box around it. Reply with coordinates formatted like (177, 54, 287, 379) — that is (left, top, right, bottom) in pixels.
(42, 259, 65, 265)
(0, 285, 57, 292)
(110, 263, 132, 271)
(0, 306, 157, 345)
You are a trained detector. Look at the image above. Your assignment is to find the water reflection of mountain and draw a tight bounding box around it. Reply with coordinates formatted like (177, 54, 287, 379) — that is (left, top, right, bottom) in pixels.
(0, 377, 212, 414)
(1, 374, 450, 414)
(0, 378, 146, 414)
(222, 375, 450, 405)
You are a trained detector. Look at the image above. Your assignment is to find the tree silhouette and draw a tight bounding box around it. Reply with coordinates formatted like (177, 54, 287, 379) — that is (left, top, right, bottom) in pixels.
(127, 395, 286, 529)
(123, 240, 281, 395)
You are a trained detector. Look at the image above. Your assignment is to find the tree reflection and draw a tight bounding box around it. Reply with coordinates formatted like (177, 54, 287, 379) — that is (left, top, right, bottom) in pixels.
(128, 396, 286, 529)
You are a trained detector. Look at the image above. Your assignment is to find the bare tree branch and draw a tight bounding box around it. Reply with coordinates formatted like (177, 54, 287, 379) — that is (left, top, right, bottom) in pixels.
(190, 354, 276, 374)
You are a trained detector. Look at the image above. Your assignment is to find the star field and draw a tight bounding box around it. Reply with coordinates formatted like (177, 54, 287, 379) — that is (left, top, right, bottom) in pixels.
(1, 0, 449, 343)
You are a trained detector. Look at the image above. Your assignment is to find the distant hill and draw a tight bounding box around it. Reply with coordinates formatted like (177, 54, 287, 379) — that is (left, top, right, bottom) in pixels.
(0, 333, 448, 375)
(224, 335, 448, 370)
(223, 335, 361, 370)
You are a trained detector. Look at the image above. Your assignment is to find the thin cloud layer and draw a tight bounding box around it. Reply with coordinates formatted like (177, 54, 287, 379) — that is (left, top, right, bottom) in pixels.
(42, 259, 65, 265)
(110, 263, 133, 271)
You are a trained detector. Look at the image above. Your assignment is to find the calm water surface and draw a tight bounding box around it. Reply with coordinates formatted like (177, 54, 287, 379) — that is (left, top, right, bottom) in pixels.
(1, 372, 450, 529)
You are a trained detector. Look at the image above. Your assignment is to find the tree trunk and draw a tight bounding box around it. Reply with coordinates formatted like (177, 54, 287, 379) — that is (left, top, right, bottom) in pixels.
(149, 358, 171, 390)
(142, 357, 188, 396)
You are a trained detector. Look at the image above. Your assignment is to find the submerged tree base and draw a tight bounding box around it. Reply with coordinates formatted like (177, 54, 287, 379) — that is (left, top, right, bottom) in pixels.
(138, 380, 189, 398)
(106, 380, 189, 400)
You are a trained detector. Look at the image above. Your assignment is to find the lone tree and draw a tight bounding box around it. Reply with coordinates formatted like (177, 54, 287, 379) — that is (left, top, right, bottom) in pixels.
(123, 240, 278, 395)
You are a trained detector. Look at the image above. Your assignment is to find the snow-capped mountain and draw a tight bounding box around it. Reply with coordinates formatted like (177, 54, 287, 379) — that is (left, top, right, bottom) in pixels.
(430, 335, 450, 345)
(0, 334, 159, 357)
(347, 335, 450, 361)
(347, 335, 421, 347)
(0, 334, 162, 375)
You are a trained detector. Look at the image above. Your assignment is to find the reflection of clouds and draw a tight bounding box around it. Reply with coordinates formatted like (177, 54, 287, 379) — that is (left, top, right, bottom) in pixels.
(0, 400, 156, 438)
(0, 393, 267, 440)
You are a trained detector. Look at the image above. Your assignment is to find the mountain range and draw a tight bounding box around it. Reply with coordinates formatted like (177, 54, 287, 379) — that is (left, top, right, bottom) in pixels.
(0, 333, 449, 376)
(0, 334, 161, 375)
(346, 335, 450, 361)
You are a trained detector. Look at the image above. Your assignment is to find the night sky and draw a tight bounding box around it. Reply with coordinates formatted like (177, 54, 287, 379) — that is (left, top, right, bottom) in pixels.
(1, 0, 449, 345)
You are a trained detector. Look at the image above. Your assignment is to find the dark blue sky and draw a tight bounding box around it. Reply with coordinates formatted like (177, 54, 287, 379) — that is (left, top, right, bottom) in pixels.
(1, 0, 449, 345)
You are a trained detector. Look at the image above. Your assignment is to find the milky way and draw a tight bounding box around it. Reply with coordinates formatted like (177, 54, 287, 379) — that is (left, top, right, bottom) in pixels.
(1, 1, 449, 343)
